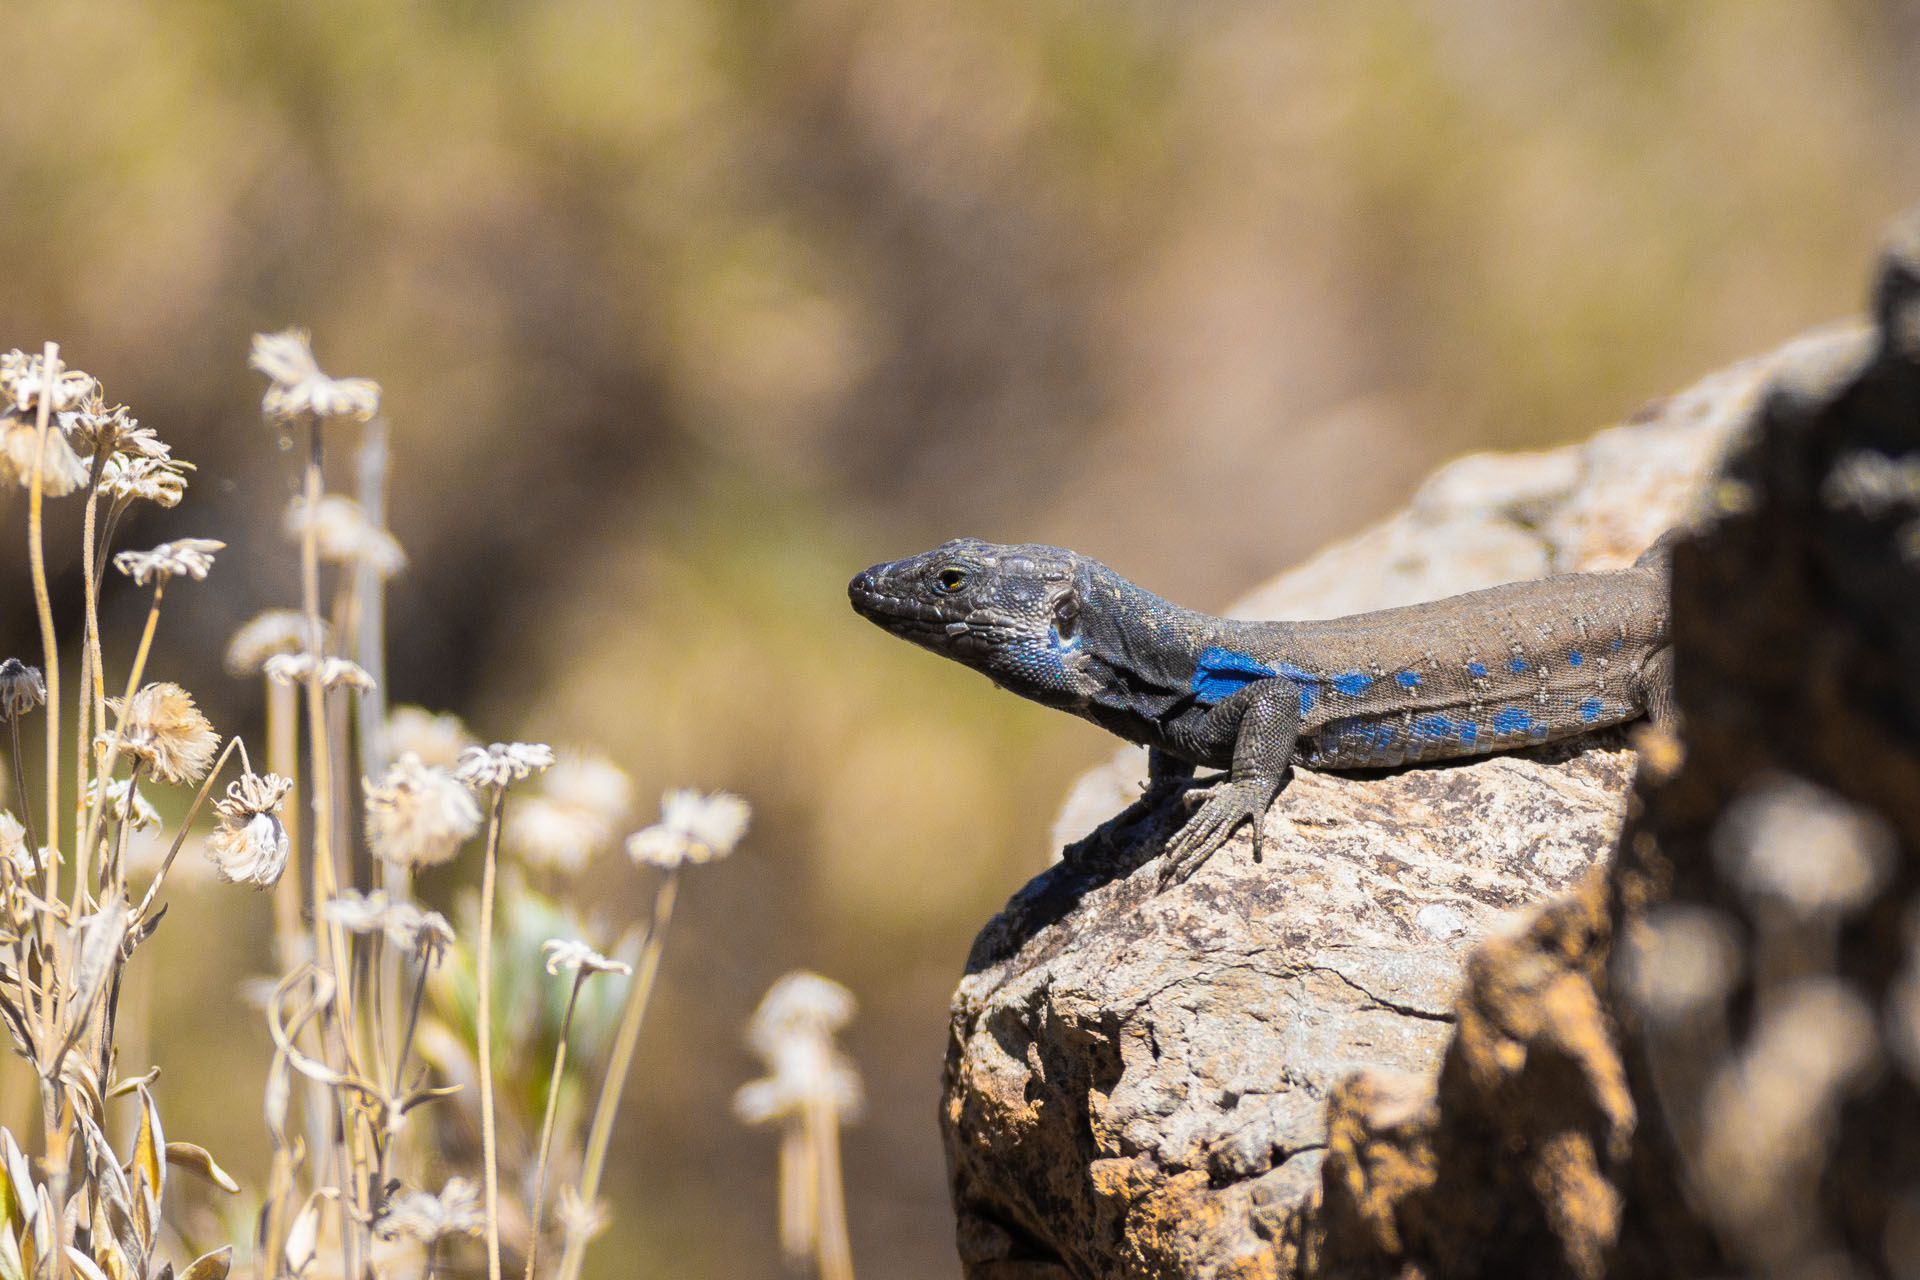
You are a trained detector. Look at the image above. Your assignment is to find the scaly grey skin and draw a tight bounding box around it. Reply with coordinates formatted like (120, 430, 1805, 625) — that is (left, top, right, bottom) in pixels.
(849, 538, 1672, 886)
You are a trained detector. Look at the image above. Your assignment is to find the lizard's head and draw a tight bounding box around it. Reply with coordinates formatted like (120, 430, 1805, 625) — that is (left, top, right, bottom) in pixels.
(849, 538, 1100, 706)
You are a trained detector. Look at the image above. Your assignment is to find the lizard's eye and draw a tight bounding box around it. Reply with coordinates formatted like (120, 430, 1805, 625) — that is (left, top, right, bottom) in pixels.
(936, 567, 968, 593)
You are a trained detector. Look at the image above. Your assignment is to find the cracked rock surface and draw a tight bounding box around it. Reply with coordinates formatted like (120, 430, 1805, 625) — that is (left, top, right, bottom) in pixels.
(945, 319, 1871, 1280)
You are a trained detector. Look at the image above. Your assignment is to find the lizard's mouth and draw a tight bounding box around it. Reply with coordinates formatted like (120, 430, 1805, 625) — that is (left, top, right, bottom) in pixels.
(847, 569, 956, 637)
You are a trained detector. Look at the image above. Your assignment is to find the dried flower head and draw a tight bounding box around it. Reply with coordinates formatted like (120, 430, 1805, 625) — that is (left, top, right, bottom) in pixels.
(364, 754, 482, 868)
(505, 753, 631, 874)
(264, 653, 376, 692)
(373, 1177, 485, 1244)
(104, 682, 219, 785)
(225, 611, 329, 677)
(0, 811, 34, 877)
(323, 888, 455, 953)
(0, 350, 96, 415)
(0, 411, 89, 495)
(746, 971, 858, 1054)
(206, 772, 294, 888)
(98, 453, 192, 507)
(250, 330, 381, 423)
(283, 493, 406, 577)
(113, 538, 224, 586)
(0, 659, 46, 720)
(734, 971, 864, 1126)
(384, 705, 473, 768)
(556, 1188, 610, 1247)
(58, 399, 147, 457)
(87, 776, 162, 834)
(541, 938, 633, 978)
(626, 789, 750, 869)
(453, 741, 556, 789)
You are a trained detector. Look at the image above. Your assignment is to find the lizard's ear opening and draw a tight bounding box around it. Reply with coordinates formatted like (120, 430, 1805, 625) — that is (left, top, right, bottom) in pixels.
(1053, 589, 1080, 639)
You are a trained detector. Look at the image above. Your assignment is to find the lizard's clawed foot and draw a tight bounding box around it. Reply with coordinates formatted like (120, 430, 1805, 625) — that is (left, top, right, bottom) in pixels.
(1156, 781, 1268, 889)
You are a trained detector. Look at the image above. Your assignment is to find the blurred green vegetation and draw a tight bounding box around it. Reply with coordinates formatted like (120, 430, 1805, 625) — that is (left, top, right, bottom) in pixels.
(1, 0, 1917, 1275)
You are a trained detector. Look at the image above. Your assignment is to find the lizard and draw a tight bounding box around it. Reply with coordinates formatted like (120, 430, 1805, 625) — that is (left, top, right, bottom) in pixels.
(849, 538, 1672, 886)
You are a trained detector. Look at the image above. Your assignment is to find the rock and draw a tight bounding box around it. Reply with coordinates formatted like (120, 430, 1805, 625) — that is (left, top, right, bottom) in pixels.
(943, 260, 1892, 1272)
(1270, 212, 1919, 1280)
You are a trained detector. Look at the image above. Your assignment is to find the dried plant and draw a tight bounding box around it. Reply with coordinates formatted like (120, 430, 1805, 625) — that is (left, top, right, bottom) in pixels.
(735, 972, 864, 1280)
(0, 333, 826, 1280)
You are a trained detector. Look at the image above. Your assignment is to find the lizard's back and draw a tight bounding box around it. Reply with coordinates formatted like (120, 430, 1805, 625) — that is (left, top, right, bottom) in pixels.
(1216, 561, 1669, 769)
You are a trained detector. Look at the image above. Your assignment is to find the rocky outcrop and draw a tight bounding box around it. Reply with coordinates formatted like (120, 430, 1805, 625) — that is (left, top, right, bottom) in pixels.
(943, 216, 1919, 1278)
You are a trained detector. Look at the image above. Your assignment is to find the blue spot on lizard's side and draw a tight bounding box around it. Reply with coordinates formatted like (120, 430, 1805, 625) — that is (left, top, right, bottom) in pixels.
(1508, 655, 1528, 674)
(1578, 697, 1604, 722)
(1396, 670, 1422, 688)
(1332, 670, 1372, 696)
(1413, 714, 1455, 740)
(1466, 661, 1487, 678)
(1568, 650, 1584, 666)
(1191, 645, 1277, 703)
(1493, 706, 1534, 734)
(1271, 661, 1321, 712)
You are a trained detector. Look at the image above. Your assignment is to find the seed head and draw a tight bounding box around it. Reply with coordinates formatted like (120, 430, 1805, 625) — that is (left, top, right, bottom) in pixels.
(113, 538, 224, 586)
(264, 653, 376, 692)
(98, 453, 192, 508)
(364, 754, 482, 868)
(384, 706, 473, 768)
(746, 970, 858, 1053)
(734, 971, 864, 1126)
(0, 411, 89, 496)
(541, 937, 633, 978)
(104, 683, 219, 785)
(225, 611, 329, 677)
(283, 493, 406, 577)
(250, 330, 381, 423)
(207, 773, 294, 888)
(0, 350, 96, 415)
(0, 660, 47, 720)
(323, 888, 455, 953)
(88, 777, 162, 833)
(454, 741, 556, 790)
(0, 811, 34, 878)
(373, 1177, 485, 1245)
(58, 400, 152, 458)
(626, 789, 750, 869)
(556, 1188, 610, 1247)
(504, 753, 631, 875)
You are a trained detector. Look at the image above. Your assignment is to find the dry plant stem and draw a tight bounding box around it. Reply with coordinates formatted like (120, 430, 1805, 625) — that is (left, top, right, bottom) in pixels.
(476, 785, 508, 1280)
(302, 421, 349, 1010)
(524, 971, 588, 1280)
(133, 737, 241, 918)
(354, 417, 391, 780)
(104, 759, 145, 894)
(298, 420, 368, 1280)
(808, 1094, 854, 1280)
(8, 718, 36, 856)
(266, 679, 302, 968)
(392, 946, 432, 1096)
(26, 342, 62, 882)
(557, 869, 681, 1280)
(72, 446, 110, 868)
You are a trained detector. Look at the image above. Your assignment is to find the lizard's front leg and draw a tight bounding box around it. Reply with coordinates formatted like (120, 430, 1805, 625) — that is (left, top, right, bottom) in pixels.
(1158, 677, 1302, 887)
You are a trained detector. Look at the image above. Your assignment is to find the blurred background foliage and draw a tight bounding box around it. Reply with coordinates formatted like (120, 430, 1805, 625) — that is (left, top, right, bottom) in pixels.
(1, 0, 1917, 1274)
